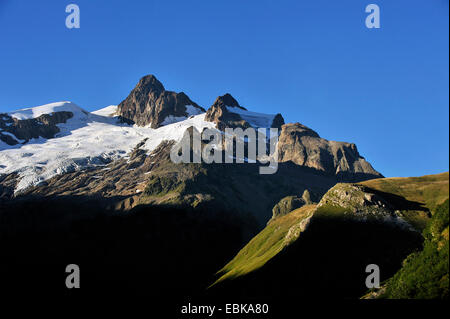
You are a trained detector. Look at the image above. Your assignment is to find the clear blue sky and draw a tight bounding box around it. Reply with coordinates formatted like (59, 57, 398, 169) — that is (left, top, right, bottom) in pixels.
(0, 0, 448, 177)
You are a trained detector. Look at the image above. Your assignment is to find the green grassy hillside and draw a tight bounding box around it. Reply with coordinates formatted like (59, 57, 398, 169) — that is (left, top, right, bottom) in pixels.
(211, 172, 449, 299)
(360, 172, 449, 213)
(213, 205, 316, 285)
(380, 199, 449, 299)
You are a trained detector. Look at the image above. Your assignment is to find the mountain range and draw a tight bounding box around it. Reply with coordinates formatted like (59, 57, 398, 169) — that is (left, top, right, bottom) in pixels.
(0, 75, 447, 302)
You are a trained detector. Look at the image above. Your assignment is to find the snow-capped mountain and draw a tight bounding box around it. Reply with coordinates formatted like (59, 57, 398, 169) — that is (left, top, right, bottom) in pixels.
(0, 102, 216, 193)
(0, 75, 394, 303)
(0, 74, 381, 198)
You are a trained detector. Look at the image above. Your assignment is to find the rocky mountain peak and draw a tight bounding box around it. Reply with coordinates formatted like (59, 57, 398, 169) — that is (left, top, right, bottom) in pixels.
(212, 93, 247, 110)
(117, 74, 205, 128)
(205, 93, 284, 130)
(136, 74, 165, 95)
(205, 94, 250, 131)
(281, 123, 320, 139)
(277, 123, 382, 179)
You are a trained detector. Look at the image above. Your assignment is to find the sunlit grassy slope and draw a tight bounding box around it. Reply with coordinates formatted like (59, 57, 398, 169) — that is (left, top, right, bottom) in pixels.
(213, 205, 316, 285)
(360, 172, 449, 213)
(213, 173, 449, 289)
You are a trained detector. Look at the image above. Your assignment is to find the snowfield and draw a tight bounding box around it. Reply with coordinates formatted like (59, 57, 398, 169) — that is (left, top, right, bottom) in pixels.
(91, 104, 118, 117)
(0, 102, 215, 193)
(160, 104, 204, 125)
(0, 101, 277, 194)
(226, 106, 277, 128)
(8, 101, 88, 120)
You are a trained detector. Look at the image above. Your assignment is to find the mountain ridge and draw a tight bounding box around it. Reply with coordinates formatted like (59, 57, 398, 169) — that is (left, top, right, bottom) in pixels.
(0, 74, 381, 197)
(0, 75, 446, 302)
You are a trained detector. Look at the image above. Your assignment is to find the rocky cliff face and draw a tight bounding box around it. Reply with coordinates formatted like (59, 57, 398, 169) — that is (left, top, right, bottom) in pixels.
(271, 196, 305, 219)
(317, 183, 396, 218)
(0, 111, 74, 146)
(115, 76, 380, 180)
(277, 123, 382, 179)
(117, 75, 205, 128)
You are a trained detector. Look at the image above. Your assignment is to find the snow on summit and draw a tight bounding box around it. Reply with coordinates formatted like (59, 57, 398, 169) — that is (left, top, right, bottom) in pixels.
(8, 101, 87, 120)
(0, 102, 214, 193)
(160, 104, 204, 126)
(91, 105, 118, 117)
(226, 106, 277, 128)
(0, 99, 277, 194)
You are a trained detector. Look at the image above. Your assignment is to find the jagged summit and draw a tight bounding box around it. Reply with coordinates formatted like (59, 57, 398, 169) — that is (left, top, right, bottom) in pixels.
(213, 93, 247, 110)
(117, 74, 205, 128)
(118, 76, 284, 131)
(205, 93, 285, 130)
(205, 94, 249, 130)
(136, 74, 165, 95)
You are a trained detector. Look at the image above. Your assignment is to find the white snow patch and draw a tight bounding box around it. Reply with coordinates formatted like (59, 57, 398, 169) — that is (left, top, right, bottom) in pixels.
(160, 105, 204, 126)
(142, 113, 216, 153)
(8, 101, 88, 120)
(161, 115, 187, 126)
(185, 105, 203, 117)
(91, 105, 118, 117)
(226, 106, 276, 128)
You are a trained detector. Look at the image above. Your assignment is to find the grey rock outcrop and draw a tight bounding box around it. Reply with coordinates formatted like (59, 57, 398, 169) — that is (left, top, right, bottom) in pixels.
(317, 183, 393, 213)
(316, 183, 415, 230)
(0, 111, 74, 146)
(117, 75, 205, 128)
(272, 195, 305, 218)
(277, 123, 382, 179)
(271, 189, 318, 219)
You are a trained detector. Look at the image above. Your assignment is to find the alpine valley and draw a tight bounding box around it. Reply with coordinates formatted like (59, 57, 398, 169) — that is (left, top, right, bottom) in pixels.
(0, 75, 448, 303)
